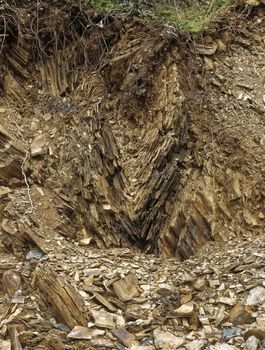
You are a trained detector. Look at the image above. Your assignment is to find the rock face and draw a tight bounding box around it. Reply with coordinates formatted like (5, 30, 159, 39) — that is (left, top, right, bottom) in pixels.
(1, 0, 263, 260)
(0, 1, 265, 349)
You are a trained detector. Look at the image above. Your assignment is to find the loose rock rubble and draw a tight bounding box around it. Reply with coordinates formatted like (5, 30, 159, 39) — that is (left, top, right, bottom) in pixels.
(1, 225, 265, 349)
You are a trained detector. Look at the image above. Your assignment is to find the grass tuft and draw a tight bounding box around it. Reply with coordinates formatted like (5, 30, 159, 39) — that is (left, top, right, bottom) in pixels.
(84, 0, 233, 34)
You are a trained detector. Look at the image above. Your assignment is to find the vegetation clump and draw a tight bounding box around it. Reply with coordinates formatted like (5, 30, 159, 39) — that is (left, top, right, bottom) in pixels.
(86, 0, 233, 34)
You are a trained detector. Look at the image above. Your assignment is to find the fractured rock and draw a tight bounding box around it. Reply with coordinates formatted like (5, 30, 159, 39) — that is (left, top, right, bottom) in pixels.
(0, 340, 11, 350)
(244, 328, 265, 340)
(219, 297, 237, 306)
(30, 134, 47, 157)
(209, 344, 239, 350)
(228, 303, 254, 325)
(153, 328, 185, 349)
(112, 328, 139, 347)
(2, 270, 22, 297)
(245, 336, 260, 350)
(91, 310, 116, 329)
(193, 278, 206, 291)
(67, 326, 105, 340)
(113, 273, 139, 301)
(185, 339, 208, 350)
(156, 283, 176, 296)
(174, 303, 195, 316)
(35, 266, 87, 328)
(246, 287, 265, 305)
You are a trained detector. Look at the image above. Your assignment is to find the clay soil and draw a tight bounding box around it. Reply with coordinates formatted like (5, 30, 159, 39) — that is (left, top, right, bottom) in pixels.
(0, 1, 264, 349)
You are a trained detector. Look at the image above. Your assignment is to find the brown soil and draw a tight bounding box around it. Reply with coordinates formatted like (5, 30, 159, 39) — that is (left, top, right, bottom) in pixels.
(0, 1, 264, 349)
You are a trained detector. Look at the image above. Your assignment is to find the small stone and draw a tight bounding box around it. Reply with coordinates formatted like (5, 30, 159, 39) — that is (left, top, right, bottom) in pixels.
(90, 338, 114, 348)
(174, 303, 195, 316)
(180, 294, 193, 304)
(193, 278, 206, 291)
(153, 328, 185, 349)
(43, 113, 52, 121)
(204, 57, 214, 70)
(194, 42, 218, 55)
(185, 339, 208, 350)
(219, 297, 237, 306)
(26, 248, 45, 260)
(30, 134, 46, 157)
(93, 292, 117, 312)
(209, 344, 239, 350)
(0, 340, 11, 350)
(228, 303, 254, 325)
(84, 268, 103, 276)
(244, 328, 265, 340)
(156, 283, 175, 296)
(246, 287, 265, 305)
(0, 186, 11, 198)
(74, 271, 79, 282)
(11, 293, 25, 304)
(67, 326, 105, 340)
(216, 39, 227, 52)
(2, 270, 22, 298)
(113, 273, 139, 301)
(130, 346, 155, 350)
(79, 238, 92, 246)
(91, 310, 116, 329)
(245, 336, 260, 350)
(112, 328, 138, 347)
(256, 315, 265, 327)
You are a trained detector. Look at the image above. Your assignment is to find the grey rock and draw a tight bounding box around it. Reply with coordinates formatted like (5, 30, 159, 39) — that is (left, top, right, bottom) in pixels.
(245, 336, 259, 350)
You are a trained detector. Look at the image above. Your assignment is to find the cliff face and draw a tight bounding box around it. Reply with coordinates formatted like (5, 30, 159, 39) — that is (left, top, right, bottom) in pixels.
(0, 1, 264, 260)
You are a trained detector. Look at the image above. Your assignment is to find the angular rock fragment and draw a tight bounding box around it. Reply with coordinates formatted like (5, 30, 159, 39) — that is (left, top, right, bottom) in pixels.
(30, 134, 47, 157)
(91, 310, 116, 329)
(153, 328, 185, 349)
(35, 266, 87, 328)
(130, 346, 155, 350)
(93, 292, 117, 312)
(245, 335, 260, 350)
(173, 302, 195, 316)
(186, 339, 208, 350)
(90, 338, 115, 348)
(193, 278, 206, 291)
(0, 186, 11, 198)
(246, 287, 265, 305)
(194, 42, 218, 55)
(156, 283, 176, 296)
(67, 326, 105, 340)
(244, 328, 265, 340)
(209, 344, 239, 350)
(0, 340, 11, 350)
(219, 297, 237, 306)
(8, 325, 23, 350)
(113, 273, 139, 301)
(2, 270, 22, 298)
(112, 328, 139, 347)
(0, 125, 25, 183)
(228, 303, 254, 325)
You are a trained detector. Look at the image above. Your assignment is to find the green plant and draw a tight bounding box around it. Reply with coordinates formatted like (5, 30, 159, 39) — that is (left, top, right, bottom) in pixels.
(154, 0, 232, 33)
(84, 0, 233, 34)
